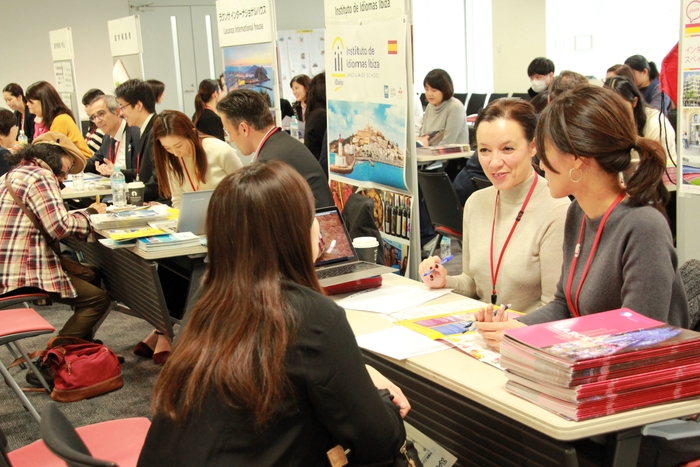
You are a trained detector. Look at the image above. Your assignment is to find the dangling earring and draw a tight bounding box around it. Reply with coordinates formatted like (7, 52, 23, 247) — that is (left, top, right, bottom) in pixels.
(568, 167, 583, 183)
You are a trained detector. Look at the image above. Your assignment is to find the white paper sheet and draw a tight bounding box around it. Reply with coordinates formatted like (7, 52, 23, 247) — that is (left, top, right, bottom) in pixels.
(337, 284, 452, 314)
(388, 297, 487, 322)
(356, 326, 450, 360)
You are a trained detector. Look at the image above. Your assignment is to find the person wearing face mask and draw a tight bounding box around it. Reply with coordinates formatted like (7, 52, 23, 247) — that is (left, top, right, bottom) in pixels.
(526, 57, 555, 99)
(419, 98, 569, 313)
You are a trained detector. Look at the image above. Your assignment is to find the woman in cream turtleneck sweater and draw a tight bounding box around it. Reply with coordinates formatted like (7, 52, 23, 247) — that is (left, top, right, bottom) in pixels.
(419, 98, 569, 313)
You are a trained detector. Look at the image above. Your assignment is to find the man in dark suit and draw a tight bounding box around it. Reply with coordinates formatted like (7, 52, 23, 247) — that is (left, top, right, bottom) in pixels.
(218, 89, 334, 208)
(84, 95, 140, 182)
(115, 79, 162, 203)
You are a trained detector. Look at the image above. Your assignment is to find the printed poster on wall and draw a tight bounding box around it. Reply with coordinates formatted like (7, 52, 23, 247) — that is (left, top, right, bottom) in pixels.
(680, 0, 700, 195)
(221, 42, 277, 111)
(325, 15, 408, 192)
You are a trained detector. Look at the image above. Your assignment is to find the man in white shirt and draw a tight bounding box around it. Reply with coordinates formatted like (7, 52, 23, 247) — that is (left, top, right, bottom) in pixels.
(84, 95, 141, 182)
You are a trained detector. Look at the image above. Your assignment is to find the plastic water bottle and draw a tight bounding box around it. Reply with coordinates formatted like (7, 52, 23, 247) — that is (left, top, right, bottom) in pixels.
(440, 236, 451, 259)
(110, 166, 127, 207)
(290, 115, 299, 140)
(18, 130, 28, 147)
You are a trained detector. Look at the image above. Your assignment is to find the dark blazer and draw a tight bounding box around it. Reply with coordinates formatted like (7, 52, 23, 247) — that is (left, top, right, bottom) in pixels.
(303, 107, 326, 161)
(14, 107, 36, 142)
(193, 108, 225, 141)
(85, 125, 141, 182)
(138, 115, 161, 203)
(258, 130, 334, 208)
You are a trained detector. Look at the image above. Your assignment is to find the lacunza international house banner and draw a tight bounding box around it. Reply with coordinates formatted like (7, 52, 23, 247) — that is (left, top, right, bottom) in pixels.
(325, 14, 408, 191)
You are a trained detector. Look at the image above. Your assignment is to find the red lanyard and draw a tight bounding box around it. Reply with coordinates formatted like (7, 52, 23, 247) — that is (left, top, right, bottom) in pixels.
(565, 193, 625, 317)
(489, 173, 539, 305)
(109, 141, 121, 164)
(182, 161, 199, 191)
(253, 127, 281, 161)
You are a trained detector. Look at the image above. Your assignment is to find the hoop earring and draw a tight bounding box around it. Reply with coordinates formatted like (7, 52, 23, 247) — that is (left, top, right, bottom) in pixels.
(568, 168, 583, 183)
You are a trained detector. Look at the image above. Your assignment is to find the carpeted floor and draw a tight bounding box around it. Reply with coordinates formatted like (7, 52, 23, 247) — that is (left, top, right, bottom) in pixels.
(1, 243, 463, 453)
(1, 304, 166, 451)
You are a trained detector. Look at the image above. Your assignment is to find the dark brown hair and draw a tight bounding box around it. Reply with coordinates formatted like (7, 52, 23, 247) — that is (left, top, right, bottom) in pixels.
(217, 89, 274, 131)
(0, 108, 16, 137)
(304, 72, 326, 121)
(475, 97, 537, 143)
(192, 79, 219, 126)
(536, 85, 668, 211)
(146, 79, 165, 102)
(423, 69, 454, 101)
(3, 83, 26, 104)
(289, 74, 311, 102)
(547, 71, 588, 101)
(608, 64, 636, 83)
(150, 160, 321, 424)
(604, 75, 647, 137)
(25, 81, 75, 130)
(153, 110, 210, 198)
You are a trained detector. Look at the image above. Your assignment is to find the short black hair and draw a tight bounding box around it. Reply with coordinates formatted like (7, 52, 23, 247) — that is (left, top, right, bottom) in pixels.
(527, 57, 555, 77)
(81, 88, 104, 106)
(0, 108, 16, 136)
(423, 69, 454, 101)
(146, 79, 165, 102)
(217, 89, 274, 131)
(115, 79, 156, 113)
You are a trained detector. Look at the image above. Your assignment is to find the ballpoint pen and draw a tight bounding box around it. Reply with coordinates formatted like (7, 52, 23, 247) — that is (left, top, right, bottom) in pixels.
(422, 254, 454, 277)
(462, 304, 511, 333)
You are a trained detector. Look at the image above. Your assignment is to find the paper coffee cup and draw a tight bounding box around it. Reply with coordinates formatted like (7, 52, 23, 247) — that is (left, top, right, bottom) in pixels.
(353, 236, 379, 263)
(127, 181, 145, 206)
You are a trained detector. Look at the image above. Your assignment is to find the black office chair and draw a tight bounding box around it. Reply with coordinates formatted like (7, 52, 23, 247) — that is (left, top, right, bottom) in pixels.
(417, 171, 463, 257)
(510, 92, 531, 101)
(471, 176, 493, 191)
(453, 93, 467, 105)
(487, 93, 508, 104)
(465, 93, 487, 116)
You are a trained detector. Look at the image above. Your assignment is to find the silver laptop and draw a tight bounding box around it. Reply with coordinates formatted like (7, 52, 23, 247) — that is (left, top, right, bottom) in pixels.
(153, 190, 214, 236)
(315, 206, 395, 287)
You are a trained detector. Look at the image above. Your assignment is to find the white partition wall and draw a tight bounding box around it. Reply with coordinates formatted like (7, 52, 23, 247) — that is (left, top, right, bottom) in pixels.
(49, 28, 81, 118)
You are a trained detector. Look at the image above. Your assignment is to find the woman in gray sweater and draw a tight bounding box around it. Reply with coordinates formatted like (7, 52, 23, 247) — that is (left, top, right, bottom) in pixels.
(476, 85, 689, 347)
(417, 69, 469, 147)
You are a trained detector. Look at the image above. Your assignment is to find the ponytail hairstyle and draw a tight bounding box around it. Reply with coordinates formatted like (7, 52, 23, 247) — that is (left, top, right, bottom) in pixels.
(153, 110, 210, 199)
(193, 79, 219, 126)
(624, 55, 660, 81)
(3, 83, 26, 104)
(603, 76, 647, 137)
(536, 85, 668, 212)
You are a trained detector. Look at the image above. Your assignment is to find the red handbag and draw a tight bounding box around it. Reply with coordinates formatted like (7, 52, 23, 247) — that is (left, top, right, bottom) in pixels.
(43, 341, 123, 403)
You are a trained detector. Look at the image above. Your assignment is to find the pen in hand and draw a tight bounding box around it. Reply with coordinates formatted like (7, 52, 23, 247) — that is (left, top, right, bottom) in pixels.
(422, 255, 454, 277)
(463, 304, 511, 333)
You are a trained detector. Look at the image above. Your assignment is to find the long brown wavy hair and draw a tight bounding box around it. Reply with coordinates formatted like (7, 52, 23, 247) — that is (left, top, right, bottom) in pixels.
(151, 160, 323, 425)
(153, 110, 210, 198)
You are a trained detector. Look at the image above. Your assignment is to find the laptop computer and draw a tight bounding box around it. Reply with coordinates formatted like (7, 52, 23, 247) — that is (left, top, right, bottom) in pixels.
(315, 206, 395, 287)
(151, 190, 214, 236)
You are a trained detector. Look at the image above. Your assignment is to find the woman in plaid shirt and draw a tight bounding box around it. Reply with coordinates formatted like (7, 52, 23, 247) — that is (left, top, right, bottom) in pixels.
(0, 132, 110, 349)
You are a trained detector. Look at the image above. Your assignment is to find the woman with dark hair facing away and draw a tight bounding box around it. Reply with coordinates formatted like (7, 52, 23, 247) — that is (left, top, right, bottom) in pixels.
(81, 88, 105, 155)
(475, 86, 688, 353)
(420, 98, 569, 313)
(417, 68, 469, 147)
(3, 83, 35, 142)
(26, 81, 91, 158)
(137, 160, 409, 467)
(605, 64, 636, 83)
(624, 54, 667, 113)
(0, 108, 19, 175)
(304, 72, 327, 161)
(290, 74, 311, 122)
(146, 79, 165, 104)
(604, 75, 676, 163)
(192, 79, 225, 141)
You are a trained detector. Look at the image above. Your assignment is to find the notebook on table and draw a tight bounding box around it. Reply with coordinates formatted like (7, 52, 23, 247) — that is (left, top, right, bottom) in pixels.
(315, 206, 395, 287)
(150, 190, 214, 236)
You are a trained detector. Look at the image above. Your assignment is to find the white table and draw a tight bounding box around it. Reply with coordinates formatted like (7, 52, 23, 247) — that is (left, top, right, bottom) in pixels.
(343, 274, 700, 467)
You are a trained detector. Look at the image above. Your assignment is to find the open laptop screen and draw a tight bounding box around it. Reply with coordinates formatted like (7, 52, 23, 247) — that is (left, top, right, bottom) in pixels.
(315, 208, 356, 267)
